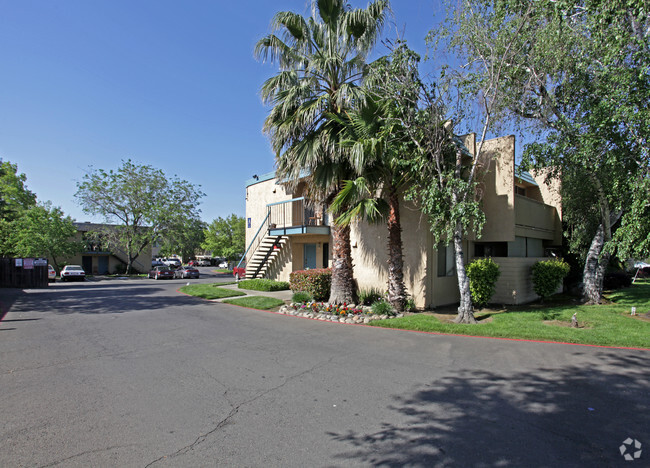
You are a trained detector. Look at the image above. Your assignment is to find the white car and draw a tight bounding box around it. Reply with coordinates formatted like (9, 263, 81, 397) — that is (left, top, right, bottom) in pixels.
(60, 265, 86, 282)
(48, 265, 56, 282)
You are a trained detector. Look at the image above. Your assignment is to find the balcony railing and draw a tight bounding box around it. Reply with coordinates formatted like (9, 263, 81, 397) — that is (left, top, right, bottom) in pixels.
(267, 198, 329, 235)
(514, 195, 558, 239)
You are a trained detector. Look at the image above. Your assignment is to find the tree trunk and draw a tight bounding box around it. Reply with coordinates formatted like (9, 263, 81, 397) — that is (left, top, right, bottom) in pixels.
(386, 186, 407, 312)
(328, 223, 357, 304)
(582, 223, 605, 304)
(452, 222, 476, 324)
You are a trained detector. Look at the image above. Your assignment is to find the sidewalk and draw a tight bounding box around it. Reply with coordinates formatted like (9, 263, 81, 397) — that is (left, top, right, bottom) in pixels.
(214, 283, 294, 302)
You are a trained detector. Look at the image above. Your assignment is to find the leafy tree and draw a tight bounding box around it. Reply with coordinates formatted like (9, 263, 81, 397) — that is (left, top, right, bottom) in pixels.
(10, 203, 82, 271)
(158, 217, 206, 263)
(0, 160, 37, 222)
(255, 0, 389, 304)
(440, 0, 649, 303)
(202, 214, 245, 260)
(367, 38, 520, 323)
(75, 160, 204, 274)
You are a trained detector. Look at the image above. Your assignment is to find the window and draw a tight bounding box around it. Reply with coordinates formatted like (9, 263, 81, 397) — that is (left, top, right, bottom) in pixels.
(437, 244, 455, 277)
(474, 242, 507, 257)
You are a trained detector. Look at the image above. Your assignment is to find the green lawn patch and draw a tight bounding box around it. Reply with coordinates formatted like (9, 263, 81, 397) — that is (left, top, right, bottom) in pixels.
(215, 269, 233, 274)
(222, 296, 285, 310)
(238, 278, 290, 292)
(180, 284, 246, 300)
(370, 281, 650, 349)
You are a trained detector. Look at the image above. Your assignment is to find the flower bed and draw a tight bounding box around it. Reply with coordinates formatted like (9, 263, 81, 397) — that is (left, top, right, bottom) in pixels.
(278, 301, 404, 324)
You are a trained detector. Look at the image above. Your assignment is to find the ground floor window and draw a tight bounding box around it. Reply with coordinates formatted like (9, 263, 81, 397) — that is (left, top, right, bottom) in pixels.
(322, 242, 329, 268)
(437, 244, 455, 277)
(474, 242, 508, 257)
(507, 236, 544, 257)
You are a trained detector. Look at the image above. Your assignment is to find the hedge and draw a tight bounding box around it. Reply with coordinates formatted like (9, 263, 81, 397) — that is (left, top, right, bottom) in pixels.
(289, 268, 332, 301)
(466, 258, 501, 308)
(531, 259, 570, 300)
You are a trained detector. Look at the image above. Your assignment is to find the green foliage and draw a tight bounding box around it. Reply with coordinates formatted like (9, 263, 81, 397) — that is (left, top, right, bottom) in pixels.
(75, 159, 204, 274)
(9, 203, 82, 271)
(113, 263, 127, 275)
(358, 287, 383, 306)
(201, 214, 245, 260)
(255, 0, 389, 305)
(466, 258, 501, 308)
(0, 160, 37, 222)
(531, 259, 571, 301)
(289, 268, 332, 302)
(158, 217, 206, 262)
(237, 278, 289, 292)
(371, 299, 395, 316)
(291, 291, 313, 303)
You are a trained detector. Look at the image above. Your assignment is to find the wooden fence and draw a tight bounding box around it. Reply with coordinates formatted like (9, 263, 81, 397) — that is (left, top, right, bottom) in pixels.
(0, 258, 48, 288)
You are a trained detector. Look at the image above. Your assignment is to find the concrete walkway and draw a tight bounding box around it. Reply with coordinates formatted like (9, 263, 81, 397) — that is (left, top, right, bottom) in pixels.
(212, 282, 294, 302)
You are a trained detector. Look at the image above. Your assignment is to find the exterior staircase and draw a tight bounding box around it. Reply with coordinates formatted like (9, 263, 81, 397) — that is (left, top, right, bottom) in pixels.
(244, 235, 287, 279)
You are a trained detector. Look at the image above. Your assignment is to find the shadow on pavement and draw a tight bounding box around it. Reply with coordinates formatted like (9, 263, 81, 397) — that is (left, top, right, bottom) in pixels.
(328, 351, 648, 466)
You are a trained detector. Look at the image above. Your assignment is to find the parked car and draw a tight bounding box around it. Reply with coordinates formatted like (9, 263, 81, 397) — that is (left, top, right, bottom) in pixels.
(151, 259, 165, 268)
(148, 265, 176, 280)
(60, 265, 86, 282)
(163, 258, 182, 268)
(48, 265, 56, 282)
(197, 258, 211, 267)
(174, 266, 200, 279)
(218, 261, 229, 268)
(187, 260, 198, 267)
(233, 263, 246, 281)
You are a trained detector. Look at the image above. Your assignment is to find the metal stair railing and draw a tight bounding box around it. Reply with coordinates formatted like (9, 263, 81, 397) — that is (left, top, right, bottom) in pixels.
(250, 236, 284, 279)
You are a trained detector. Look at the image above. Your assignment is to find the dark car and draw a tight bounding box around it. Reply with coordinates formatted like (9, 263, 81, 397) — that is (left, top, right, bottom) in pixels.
(174, 266, 200, 279)
(148, 265, 176, 280)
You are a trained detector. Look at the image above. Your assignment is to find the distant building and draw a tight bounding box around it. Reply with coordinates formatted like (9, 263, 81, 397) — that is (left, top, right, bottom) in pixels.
(62, 222, 152, 274)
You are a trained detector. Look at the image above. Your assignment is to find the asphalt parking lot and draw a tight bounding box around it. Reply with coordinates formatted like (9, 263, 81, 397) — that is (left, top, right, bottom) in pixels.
(0, 274, 647, 467)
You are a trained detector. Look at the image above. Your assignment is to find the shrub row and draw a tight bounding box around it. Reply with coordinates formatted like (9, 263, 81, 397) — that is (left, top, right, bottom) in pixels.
(237, 278, 290, 292)
(289, 268, 332, 301)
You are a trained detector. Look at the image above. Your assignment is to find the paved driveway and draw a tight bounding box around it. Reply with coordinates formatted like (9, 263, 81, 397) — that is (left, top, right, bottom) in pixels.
(0, 279, 647, 467)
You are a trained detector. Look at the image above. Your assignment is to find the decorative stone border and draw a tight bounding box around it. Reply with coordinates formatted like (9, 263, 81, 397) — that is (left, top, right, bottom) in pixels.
(278, 303, 404, 324)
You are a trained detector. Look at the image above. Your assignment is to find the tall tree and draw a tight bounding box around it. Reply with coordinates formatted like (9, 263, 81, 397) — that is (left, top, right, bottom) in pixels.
(158, 217, 207, 263)
(202, 214, 245, 260)
(440, 0, 649, 303)
(255, 0, 389, 304)
(75, 160, 204, 274)
(10, 203, 82, 271)
(330, 92, 411, 312)
(0, 160, 37, 222)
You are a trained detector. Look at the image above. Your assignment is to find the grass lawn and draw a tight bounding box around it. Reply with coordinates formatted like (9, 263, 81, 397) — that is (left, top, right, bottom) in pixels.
(370, 279, 650, 349)
(179, 284, 246, 300)
(215, 269, 233, 274)
(222, 296, 285, 310)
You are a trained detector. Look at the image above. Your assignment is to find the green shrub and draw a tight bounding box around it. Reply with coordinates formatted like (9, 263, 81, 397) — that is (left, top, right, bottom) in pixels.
(466, 258, 501, 308)
(289, 268, 332, 301)
(371, 300, 395, 316)
(405, 297, 416, 312)
(113, 263, 127, 275)
(358, 287, 383, 305)
(292, 291, 313, 303)
(531, 258, 570, 300)
(237, 278, 290, 291)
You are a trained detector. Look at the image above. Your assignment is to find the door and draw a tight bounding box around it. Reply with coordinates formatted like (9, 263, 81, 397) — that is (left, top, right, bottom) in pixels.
(82, 256, 93, 274)
(303, 244, 317, 269)
(97, 256, 109, 275)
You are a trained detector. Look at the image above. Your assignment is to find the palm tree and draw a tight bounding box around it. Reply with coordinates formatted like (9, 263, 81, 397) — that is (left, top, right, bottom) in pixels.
(255, 0, 389, 304)
(330, 95, 410, 312)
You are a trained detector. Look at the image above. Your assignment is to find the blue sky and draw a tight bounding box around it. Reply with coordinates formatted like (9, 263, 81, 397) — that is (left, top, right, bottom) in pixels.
(0, 1, 447, 223)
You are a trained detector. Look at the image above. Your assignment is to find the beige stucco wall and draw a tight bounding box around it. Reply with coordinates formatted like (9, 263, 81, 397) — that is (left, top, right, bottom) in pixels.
(491, 257, 545, 305)
(530, 168, 563, 245)
(245, 178, 294, 263)
(478, 135, 516, 242)
(349, 199, 432, 308)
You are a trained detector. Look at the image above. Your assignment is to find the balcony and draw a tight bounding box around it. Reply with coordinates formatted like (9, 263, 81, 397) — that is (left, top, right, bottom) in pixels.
(514, 195, 559, 240)
(267, 197, 330, 236)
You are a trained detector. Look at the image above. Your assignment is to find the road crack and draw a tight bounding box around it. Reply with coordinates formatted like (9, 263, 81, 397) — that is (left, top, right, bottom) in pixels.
(144, 357, 334, 467)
